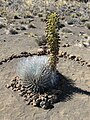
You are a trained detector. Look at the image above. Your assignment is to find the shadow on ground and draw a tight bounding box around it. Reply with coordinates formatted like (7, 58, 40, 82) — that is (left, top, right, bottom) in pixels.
(54, 71, 90, 103)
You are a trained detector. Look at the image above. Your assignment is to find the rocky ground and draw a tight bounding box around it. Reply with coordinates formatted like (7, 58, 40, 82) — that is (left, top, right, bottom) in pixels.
(0, 0, 90, 120)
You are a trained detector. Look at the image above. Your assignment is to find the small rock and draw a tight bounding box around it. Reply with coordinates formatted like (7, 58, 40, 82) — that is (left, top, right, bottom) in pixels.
(28, 32, 37, 37)
(40, 96, 46, 101)
(10, 81, 15, 86)
(61, 27, 73, 33)
(69, 54, 76, 60)
(13, 88, 17, 91)
(38, 13, 43, 17)
(20, 87, 25, 92)
(48, 95, 52, 99)
(37, 48, 46, 55)
(36, 98, 41, 105)
(80, 60, 85, 63)
(24, 14, 34, 19)
(5, 84, 11, 88)
(19, 91, 26, 96)
(67, 18, 79, 25)
(87, 62, 90, 67)
(32, 99, 37, 106)
(40, 17, 47, 22)
(16, 84, 21, 90)
(29, 93, 34, 98)
(80, 17, 89, 22)
(11, 79, 16, 82)
(28, 23, 36, 28)
(26, 100, 31, 105)
(27, 90, 32, 94)
(85, 22, 90, 29)
(0, 22, 5, 29)
(75, 57, 81, 61)
(27, 94, 30, 99)
(14, 15, 21, 19)
(15, 76, 19, 81)
(47, 49, 50, 54)
(23, 94, 27, 98)
(9, 28, 18, 35)
(62, 43, 70, 47)
(11, 86, 15, 90)
(59, 51, 67, 57)
(20, 26, 27, 30)
(81, 63, 84, 66)
(23, 97, 28, 101)
(32, 94, 39, 100)
(19, 92, 24, 96)
(40, 101, 46, 108)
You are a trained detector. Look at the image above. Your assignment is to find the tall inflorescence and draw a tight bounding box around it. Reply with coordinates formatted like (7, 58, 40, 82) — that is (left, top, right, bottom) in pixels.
(46, 12, 60, 71)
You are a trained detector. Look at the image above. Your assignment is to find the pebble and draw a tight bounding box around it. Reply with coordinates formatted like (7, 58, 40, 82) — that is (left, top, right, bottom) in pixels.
(32, 99, 37, 106)
(37, 48, 46, 55)
(5, 84, 11, 88)
(40, 101, 46, 108)
(61, 27, 73, 33)
(67, 18, 79, 25)
(13, 88, 17, 91)
(81, 63, 84, 66)
(87, 62, 90, 67)
(26, 100, 31, 105)
(48, 95, 52, 99)
(6, 76, 62, 109)
(27, 94, 30, 99)
(80, 17, 89, 22)
(80, 60, 86, 63)
(15, 76, 19, 81)
(20, 86, 25, 92)
(8, 28, 18, 35)
(16, 83, 20, 87)
(16, 84, 21, 90)
(59, 51, 67, 57)
(62, 43, 70, 47)
(27, 90, 32, 94)
(29, 93, 34, 98)
(40, 17, 47, 22)
(76, 57, 82, 61)
(38, 13, 43, 17)
(28, 23, 36, 28)
(14, 15, 21, 19)
(85, 22, 90, 29)
(23, 94, 27, 98)
(19, 91, 26, 96)
(20, 25, 27, 30)
(47, 49, 50, 54)
(24, 14, 34, 19)
(36, 98, 41, 105)
(69, 54, 76, 60)
(0, 22, 5, 29)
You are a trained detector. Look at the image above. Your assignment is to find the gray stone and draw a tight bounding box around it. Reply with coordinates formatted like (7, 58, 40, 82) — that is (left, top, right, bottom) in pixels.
(61, 27, 73, 33)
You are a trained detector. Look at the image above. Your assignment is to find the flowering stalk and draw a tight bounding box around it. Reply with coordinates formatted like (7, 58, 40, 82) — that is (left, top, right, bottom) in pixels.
(46, 12, 60, 70)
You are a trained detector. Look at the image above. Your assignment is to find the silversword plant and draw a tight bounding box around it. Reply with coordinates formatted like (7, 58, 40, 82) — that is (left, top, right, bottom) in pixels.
(17, 12, 60, 93)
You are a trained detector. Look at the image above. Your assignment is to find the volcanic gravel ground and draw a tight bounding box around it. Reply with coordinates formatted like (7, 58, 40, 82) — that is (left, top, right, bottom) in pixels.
(0, 0, 90, 120)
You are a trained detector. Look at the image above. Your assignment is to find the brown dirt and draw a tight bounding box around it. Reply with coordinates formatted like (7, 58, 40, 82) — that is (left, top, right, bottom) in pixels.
(0, 1, 90, 120)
